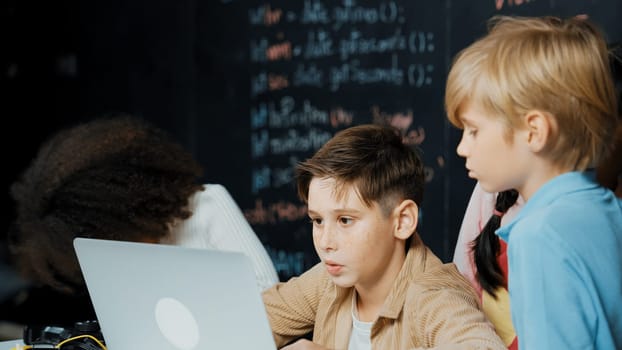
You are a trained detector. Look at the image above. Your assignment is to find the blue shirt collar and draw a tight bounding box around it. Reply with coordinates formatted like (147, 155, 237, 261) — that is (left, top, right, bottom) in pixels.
(496, 171, 598, 242)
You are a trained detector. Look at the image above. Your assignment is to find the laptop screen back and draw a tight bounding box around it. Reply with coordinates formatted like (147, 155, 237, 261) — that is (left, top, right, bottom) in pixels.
(73, 237, 276, 350)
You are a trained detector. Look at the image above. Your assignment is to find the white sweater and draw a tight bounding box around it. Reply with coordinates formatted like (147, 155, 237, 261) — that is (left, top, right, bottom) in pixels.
(162, 184, 279, 291)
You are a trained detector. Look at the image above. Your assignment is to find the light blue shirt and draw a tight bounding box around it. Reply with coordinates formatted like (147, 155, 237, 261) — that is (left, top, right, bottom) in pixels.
(497, 171, 622, 350)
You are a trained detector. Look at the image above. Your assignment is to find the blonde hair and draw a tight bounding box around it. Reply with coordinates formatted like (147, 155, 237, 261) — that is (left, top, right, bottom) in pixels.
(445, 16, 619, 170)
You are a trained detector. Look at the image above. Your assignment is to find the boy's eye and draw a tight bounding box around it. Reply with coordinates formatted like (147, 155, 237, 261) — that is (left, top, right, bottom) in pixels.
(309, 218, 323, 226)
(466, 128, 478, 136)
(339, 217, 353, 225)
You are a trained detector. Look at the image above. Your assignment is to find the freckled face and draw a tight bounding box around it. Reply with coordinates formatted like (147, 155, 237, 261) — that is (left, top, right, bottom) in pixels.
(307, 177, 404, 290)
(456, 104, 528, 193)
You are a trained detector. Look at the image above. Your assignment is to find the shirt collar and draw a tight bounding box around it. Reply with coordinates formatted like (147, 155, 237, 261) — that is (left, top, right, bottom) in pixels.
(496, 171, 598, 242)
(378, 233, 429, 319)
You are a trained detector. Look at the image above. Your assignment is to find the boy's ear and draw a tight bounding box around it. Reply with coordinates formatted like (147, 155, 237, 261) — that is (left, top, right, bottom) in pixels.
(523, 110, 556, 152)
(393, 199, 418, 240)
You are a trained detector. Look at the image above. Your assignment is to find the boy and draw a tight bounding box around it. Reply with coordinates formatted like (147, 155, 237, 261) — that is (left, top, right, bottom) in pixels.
(445, 16, 622, 349)
(262, 124, 505, 349)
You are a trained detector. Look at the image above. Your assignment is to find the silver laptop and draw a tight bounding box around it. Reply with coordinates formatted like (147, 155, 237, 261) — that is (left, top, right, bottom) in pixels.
(73, 237, 277, 350)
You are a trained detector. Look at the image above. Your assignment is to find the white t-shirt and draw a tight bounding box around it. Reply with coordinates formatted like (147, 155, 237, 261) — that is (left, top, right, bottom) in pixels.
(348, 294, 372, 350)
(162, 184, 279, 291)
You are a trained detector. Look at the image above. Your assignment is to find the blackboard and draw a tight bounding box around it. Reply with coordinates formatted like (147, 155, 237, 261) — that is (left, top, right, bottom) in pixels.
(197, 1, 450, 280)
(3, 0, 621, 284)
(196, 0, 622, 281)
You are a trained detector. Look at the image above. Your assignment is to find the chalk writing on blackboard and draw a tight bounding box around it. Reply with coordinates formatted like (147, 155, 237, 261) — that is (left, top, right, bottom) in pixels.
(244, 0, 446, 279)
(265, 246, 307, 277)
(496, 0, 535, 10)
(371, 106, 426, 146)
(245, 199, 308, 225)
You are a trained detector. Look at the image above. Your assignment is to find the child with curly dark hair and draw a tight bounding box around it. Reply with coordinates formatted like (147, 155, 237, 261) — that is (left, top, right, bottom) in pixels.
(4, 115, 278, 327)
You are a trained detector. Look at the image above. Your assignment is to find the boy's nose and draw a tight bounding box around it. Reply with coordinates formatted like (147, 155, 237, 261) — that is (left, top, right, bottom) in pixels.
(456, 134, 468, 157)
(316, 229, 336, 252)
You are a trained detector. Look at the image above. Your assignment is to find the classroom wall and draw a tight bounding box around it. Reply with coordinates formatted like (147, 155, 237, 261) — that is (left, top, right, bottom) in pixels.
(2, 0, 621, 282)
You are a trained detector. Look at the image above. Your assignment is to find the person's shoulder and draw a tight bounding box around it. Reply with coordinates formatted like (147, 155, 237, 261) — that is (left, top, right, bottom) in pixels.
(515, 187, 617, 238)
(403, 262, 480, 314)
(416, 262, 477, 293)
(507, 199, 619, 268)
(409, 246, 477, 295)
(201, 183, 228, 196)
(191, 184, 233, 203)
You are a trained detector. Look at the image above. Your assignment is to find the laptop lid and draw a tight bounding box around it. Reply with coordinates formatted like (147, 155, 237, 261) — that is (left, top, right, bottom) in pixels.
(73, 237, 276, 350)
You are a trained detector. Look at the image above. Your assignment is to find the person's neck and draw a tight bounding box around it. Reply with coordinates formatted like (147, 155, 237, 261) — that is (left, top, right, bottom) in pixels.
(518, 160, 573, 201)
(354, 249, 406, 322)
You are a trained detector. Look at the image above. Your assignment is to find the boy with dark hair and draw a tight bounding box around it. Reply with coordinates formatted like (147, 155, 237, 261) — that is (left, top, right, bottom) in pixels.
(262, 124, 505, 349)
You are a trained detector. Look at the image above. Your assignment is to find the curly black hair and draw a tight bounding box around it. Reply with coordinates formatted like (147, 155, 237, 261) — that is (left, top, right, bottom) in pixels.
(8, 115, 204, 293)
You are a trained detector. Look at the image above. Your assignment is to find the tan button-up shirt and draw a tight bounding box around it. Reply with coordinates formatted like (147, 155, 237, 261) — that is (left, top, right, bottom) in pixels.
(262, 234, 505, 349)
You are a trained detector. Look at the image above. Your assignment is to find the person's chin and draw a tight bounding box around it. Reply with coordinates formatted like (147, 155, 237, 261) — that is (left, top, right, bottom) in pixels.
(329, 274, 355, 288)
(478, 180, 500, 194)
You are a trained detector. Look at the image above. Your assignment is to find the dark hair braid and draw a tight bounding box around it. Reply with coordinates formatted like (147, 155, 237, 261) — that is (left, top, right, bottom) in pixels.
(472, 189, 519, 297)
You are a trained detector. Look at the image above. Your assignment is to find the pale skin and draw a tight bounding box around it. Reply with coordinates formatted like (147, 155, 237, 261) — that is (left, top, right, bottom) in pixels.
(457, 103, 573, 201)
(282, 177, 418, 350)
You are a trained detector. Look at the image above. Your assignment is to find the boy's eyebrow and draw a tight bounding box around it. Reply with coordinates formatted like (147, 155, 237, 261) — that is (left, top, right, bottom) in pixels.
(333, 208, 362, 215)
(307, 207, 363, 216)
(307, 209, 320, 217)
(458, 115, 476, 127)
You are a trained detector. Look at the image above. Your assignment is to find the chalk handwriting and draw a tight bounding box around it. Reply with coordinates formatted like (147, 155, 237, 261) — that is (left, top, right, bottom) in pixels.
(251, 130, 269, 157)
(496, 0, 534, 10)
(270, 128, 333, 155)
(252, 60, 433, 95)
(330, 108, 353, 128)
(371, 106, 426, 146)
(303, 30, 334, 59)
(268, 73, 289, 91)
(339, 29, 407, 61)
(248, 4, 283, 26)
(247, 1, 443, 222)
(264, 5, 282, 26)
(266, 41, 292, 61)
(332, 1, 402, 30)
(277, 156, 301, 188)
(250, 38, 269, 63)
(266, 246, 306, 277)
(301, 0, 330, 24)
(252, 0, 405, 29)
(330, 54, 404, 91)
(245, 199, 308, 224)
(293, 63, 324, 87)
(251, 165, 270, 194)
(408, 63, 433, 87)
(409, 31, 435, 54)
(250, 158, 302, 193)
(250, 72, 267, 97)
(271, 97, 329, 128)
(251, 96, 334, 130)
(252, 29, 433, 64)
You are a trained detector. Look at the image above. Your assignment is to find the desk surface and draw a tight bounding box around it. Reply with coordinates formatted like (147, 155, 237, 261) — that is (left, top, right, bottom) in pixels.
(0, 340, 23, 350)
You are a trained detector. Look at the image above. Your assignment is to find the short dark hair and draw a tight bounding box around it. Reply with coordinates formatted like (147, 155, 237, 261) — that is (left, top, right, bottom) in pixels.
(296, 124, 425, 215)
